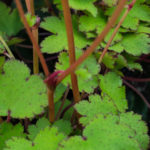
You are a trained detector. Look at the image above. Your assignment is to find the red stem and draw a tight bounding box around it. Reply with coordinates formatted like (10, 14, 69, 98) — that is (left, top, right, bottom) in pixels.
(123, 79, 150, 108)
(61, 0, 81, 104)
(56, 0, 128, 85)
(123, 76, 150, 82)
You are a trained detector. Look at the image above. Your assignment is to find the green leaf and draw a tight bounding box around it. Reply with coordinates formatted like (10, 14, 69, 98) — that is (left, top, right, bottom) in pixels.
(54, 84, 67, 103)
(0, 122, 26, 149)
(54, 0, 98, 16)
(99, 72, 127, 112)
(5, 126, 66, 150)
(0, 60, 48, 119)
(4, 138, 33, 150)
(59, 113, 149, 150)
(56, 50, 100, 93)
(120, 33, 150, 56)
(40, 16, 89, 54)
(53, 119, 72, 135)
(79, 9, 106, 37)
(75, 94, 118, 125)
(28, 118, 50, 140)
(0, 2, 22, 36)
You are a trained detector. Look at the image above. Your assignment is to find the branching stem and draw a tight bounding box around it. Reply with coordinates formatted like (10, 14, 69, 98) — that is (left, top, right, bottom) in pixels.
(25, 0, 39, 74)
(98, 0, 136, 63)
(56, 0, 128, 85)
(15, 0, 55, 123)
(0, 36, 15, 58)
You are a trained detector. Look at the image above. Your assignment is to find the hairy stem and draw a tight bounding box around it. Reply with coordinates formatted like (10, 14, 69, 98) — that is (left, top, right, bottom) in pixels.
(56, 0, 128, 85)
(15, 0, 55, 123)
(61, 0, 81, 105)
(0, 36, 15, 58)
(98, 0, 136, 63)
(123, 79, 150, 108)
(25, 0, 39, 74)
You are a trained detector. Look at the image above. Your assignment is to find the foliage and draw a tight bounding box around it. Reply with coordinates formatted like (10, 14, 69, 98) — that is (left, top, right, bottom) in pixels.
(0, 60, 48, 118)
(0, 0, 150, 150)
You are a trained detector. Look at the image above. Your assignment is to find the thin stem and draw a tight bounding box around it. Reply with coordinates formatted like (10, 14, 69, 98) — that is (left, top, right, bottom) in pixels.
(61, 0, 81, 105)
(123, 76, 150, 82)
(56, 0, 128, 85)
(0, 36, 15, 58)
(15, 0, 49, 76)
(55, 85, 70, 120)
(0, 117, 3, 123)
(25, 0, 39, 74)
(123, 79, 150, 109)
(98, 0, 136, 63)
(15, 0, 55, 123)
(48, 89, 55, 123)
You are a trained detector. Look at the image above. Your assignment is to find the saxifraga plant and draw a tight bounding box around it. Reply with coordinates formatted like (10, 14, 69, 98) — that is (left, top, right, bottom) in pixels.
(0, 0, 149, 149)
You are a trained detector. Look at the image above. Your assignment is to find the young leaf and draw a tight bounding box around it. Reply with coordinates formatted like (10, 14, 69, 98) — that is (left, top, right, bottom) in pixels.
(0, 60, 48, 119)
(0, 2, 22, 36)
(0, 122, 26, 149)
(40, 16, 89, 54)
(99, 72, 127, 112)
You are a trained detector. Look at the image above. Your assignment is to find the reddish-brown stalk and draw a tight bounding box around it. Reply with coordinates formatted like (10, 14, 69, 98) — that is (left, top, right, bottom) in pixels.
(61, 0, 81, 105)
(15, 0, 49, 76)
(98, 0, 136, 63)
(123, 76, 150, 82)
(123, 80, 150, 108)
(25, 0, 39, 74)
(56, 0, 128, 85)
(55, 85, 70, 120)
(15, 0, 55, 123)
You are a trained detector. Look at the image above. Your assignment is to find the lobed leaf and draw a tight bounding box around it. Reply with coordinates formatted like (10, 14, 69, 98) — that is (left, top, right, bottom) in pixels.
(0, 60, 48, 119)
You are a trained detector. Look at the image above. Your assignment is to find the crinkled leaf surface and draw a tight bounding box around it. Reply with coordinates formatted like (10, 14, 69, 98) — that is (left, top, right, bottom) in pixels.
(105, 2, 150, 30)
(99, 72, 127, 112)
(28, 118, 50, 140)
(79, 9, 106, 36)
(75, 94, 118, 125)
(56, 50, 100, 93)
(0, 122, 25, 149)
(0, 60, 47, 118)
(59, 113, 149, 150)
(120, 33, 150, 56)
(28, 118, 72, 140)
(4, 126, 66, 150)
(54, 0, 97, 16)
(0, 2, 22, 36)
(40, 16, 89, 54)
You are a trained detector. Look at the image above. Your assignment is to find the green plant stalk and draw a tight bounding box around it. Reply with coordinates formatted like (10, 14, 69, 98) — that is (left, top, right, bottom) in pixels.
(56, 0, 128, 85)
(98, 0, 136, 63)
(25, 0, 39, 74)
(0, 36, 15, 58)
(15, 0, 55, 123)
(61, 0, 81, 105)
